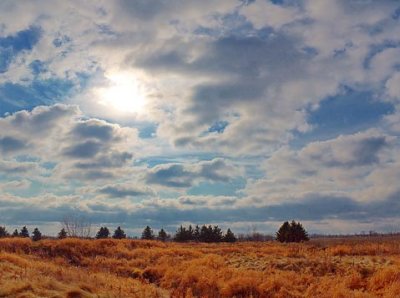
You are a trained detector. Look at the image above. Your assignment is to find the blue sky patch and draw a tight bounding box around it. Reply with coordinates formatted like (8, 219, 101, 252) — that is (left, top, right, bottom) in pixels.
(291, 88, 394, 146)
(208, 120, 228, 134)
(0, 79, 75, 115)
(187, 177, 246, 196)
(0, 26, 41, 73)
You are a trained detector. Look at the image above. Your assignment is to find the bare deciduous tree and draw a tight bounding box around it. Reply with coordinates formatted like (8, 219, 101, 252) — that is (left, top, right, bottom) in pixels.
(61, 214, 91, 238)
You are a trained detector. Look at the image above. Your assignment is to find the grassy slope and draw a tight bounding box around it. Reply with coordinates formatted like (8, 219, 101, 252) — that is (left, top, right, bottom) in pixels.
(0, 237, 400, 297)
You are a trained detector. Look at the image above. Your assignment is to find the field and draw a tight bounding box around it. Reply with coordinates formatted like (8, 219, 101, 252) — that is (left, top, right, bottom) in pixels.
(1, 237, 400, 297)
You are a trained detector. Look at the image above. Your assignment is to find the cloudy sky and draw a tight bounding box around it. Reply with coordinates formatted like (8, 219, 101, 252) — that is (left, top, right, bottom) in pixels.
(1, 0, 400, 236)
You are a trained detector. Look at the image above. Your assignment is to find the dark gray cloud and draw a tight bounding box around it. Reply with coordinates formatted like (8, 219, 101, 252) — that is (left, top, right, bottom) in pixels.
(2, 192, 400, 233)
(98, 185, 149, 198)
(74, 152, 133, 169)
(313, 136, 389, 168)
(198, 158, 233, 182)
(63, 170, 115, 180)
(188, 81, 265, 124)
(0, 136, 27, 153)
(62, 140, 103, 159)
(146, 164, 193, 187)
(146, 158, 239, 188)
(352, 136, 387, 166)
(71, 120, 116, 142)
(0, 160, 37, 174)
(117, 0, 170, 20)
(10, 104, 79, 133)
(135, 34, 304, 78)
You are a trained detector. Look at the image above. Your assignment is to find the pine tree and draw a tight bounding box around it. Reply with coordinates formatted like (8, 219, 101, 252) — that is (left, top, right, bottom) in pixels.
(158, 228, 168, 241)
(0, 226, 8, 238)
(58, 228, 67, 239)
(32, 228, 42, 241)
(20, 226, 29, 238)
(223, 228, 237, 243)
(12, 229, 19, 237)
(199, 225, 211, 242)
(193, 225, 201, 241)
(276, 221, 290, 243)
(96, 227, 110, 239)
(276, 221, 309, 243)
(141, 226, 154, 240)
(174, 225, 187, 242)
(212, 225, 223, 242)
(188, 225, 194, 240)
(113, 226, 126, 239)
(291, 221, 309, 242)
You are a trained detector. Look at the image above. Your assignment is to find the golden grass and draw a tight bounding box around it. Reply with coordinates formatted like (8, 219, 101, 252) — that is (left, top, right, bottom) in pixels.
(0, 237, 400, 297)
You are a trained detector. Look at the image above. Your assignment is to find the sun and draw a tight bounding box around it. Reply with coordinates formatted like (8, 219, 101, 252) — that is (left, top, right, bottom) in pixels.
(97, 72, 146, 114)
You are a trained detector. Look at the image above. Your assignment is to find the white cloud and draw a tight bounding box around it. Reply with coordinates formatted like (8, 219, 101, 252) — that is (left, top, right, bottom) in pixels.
(244, 130, 398, 205)
(1, 1, 400, 233)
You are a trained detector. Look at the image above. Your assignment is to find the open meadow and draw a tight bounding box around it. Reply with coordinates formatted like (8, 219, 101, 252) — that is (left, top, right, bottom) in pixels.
(1, 237, 400, 298)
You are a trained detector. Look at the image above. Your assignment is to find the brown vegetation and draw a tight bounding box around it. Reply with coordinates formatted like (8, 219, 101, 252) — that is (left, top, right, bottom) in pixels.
(1, 237, 400, 297)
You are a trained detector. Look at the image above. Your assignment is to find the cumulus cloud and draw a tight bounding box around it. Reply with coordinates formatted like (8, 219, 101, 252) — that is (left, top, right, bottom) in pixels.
(244, 130, 397, 206)
(1, 1, 400, 234)
(0, 136, 27, 154)
(97, 184, 153, 198)
(0, 104, 141, 185)
(0, 160, 38, 175)
(146, 158, 241, 188)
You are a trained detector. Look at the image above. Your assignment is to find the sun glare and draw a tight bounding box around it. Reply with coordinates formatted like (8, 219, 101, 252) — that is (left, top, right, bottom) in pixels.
(97, 72, 146, 114)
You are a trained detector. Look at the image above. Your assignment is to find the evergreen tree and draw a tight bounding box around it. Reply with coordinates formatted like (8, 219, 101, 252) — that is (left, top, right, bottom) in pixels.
(173, 224, 234, 243)
(290, 221, 309, 242)
(32, 228, 42, 241)
(0, 226, 8, 238)
(174, 225, 187, 242)
(188, 225, 194, 240)
(58, 228, 67, 239)
(223, 228, 237, 243)
(212, 225, 223, 242)
(276, 221, 309, 243)
(96, 227, 110, 239)
(193, 225, 201, 241)
(276, 221, 290, 243)
(12, 229, 19, 237)
(112, 226, 126, 239)
(19, 226, 29, 238)
(199, 225, 210, 242)
(158, 228, 168, 241)
(141, 226, 154, 240)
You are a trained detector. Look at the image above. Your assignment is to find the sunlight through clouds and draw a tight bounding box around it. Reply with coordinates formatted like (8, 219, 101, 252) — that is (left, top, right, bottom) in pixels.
(96, 72, 146, 115)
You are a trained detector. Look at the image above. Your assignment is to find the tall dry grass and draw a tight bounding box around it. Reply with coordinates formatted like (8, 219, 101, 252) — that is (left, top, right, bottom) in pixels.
(0, 237, 400, 297)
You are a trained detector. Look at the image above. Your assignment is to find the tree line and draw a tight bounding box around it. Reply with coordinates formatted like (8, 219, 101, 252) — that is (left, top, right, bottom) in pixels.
(0, 221, 309, 243)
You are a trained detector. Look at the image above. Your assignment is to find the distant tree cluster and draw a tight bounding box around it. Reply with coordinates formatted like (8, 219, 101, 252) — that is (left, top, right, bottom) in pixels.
(94, 226, 127, 239)
(141, 226, 170, 241)
(0, 221, 310, 244)
(0, 226, 8, 238)
(0, 226, 42, 241)
(173, 225, 237, 243)
(276, 221, 309, 243)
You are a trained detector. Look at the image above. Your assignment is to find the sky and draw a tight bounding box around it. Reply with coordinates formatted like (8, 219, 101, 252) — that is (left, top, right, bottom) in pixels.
(1, 0, 400, 236)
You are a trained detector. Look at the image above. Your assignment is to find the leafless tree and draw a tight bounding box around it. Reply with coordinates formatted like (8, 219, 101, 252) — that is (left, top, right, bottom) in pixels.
(61, 214, 92, 238)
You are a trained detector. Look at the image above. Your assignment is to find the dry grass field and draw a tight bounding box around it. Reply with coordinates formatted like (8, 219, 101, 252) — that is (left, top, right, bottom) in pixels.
(1, 237, 400, 297)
